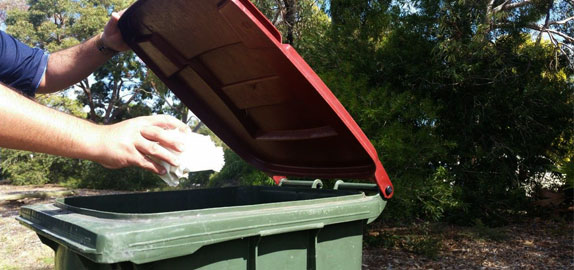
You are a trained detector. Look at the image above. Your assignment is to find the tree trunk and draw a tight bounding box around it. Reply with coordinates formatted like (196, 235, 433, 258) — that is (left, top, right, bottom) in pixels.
(80, 79, 98, 122)
(283, 0, 296, 45)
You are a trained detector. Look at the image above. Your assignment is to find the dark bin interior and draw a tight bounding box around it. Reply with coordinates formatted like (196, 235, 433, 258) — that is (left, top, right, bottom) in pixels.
(62, 186, 359, 214)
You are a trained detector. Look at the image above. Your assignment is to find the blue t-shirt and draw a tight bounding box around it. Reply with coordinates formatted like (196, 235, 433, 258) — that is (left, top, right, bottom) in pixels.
(0, 30, 48, 96)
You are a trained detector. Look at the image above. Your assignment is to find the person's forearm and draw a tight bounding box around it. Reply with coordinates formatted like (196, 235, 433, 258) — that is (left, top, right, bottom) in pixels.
(36, 10, 128, 94)
(36, 34, 114, 94)
(0, 84, 102, 160)
(1, 83, 185, 174)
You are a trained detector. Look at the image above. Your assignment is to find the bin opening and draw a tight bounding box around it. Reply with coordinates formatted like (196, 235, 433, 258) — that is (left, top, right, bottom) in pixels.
(61, 186, 359, 214)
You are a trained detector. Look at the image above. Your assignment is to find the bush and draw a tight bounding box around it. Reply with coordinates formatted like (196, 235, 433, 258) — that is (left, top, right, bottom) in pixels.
(72, 162, 164, 191)
(471, 219, 509, 242)
(208, 149, 274, 187)
(381, 166, 463, 224)
(1, 148, 166, 190)
(364, 230, 399, 249)
(1, 149, 76, 185)
(401, 235, 442, 260)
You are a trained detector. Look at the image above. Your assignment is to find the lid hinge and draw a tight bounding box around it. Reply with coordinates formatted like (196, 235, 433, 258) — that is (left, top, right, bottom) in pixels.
(278, 179, 323, 189)
(333, 180, 379, 193)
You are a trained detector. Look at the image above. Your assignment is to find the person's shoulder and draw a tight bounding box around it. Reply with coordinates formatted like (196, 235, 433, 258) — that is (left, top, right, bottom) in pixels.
(0, 31, 17, 70)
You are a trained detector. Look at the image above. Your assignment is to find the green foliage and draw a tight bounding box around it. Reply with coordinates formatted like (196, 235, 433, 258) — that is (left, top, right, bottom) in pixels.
(398, 223, 443, 259)
(71, 162, 163, 191)
(553, 135, 574, 190)
(363, 231, 399, 249)
(316, 0, 574, 225)
(400, 235, 442, 260)
(417, 167, 462, 221)
(432, 35, 572, 225)
(181, 171, 213, 188)
(311, 2, 461, 223)
(6, 0, 130, 50)
(558, 160, 574, 190)
(1, 148, 165, 190)
(382, 166, 463, 223)
(1, 150, 55, 185)
(209, 149, 273, 187)
(36, 92, 87, 118)
(471, 219, 509, 242)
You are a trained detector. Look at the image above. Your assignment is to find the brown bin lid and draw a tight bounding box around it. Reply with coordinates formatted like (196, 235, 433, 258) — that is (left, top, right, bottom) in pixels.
(118, 0, 393, 198)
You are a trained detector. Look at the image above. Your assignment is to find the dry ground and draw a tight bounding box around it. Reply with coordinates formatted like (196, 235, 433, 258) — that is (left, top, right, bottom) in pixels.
(1, 184, 573, 270)
(0, 185, 123, 270)
(363, 220, 574, 269)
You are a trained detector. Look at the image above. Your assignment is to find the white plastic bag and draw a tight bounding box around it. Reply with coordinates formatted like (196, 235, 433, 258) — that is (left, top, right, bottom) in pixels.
(153, 129, 224, 186)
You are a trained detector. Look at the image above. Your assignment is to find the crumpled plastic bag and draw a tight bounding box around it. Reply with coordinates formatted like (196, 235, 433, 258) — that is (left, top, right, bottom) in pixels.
(152, 129, 224, 186)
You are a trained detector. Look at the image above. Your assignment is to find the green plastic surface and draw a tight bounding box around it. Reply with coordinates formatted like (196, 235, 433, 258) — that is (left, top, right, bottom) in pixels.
(18, 186, 385, 269)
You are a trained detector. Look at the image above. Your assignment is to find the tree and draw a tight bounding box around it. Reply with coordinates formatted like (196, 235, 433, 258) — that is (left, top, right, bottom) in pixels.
(412, 0, 573, 224)
(318, 0, 461, 222)
(0, 0, 26, 23)
(484, 0, 574, 68)
(314, 0, 573, 224)
(139, 70, 193, 124)
(252, 0, 330, 49)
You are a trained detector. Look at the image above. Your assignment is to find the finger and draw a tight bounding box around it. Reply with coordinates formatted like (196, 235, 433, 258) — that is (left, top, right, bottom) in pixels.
(103, 9, 131, 52)
(140, 126, 185, 152)
(138, 155, 168, 175)
(111, 10, 125, 23)
(148, 115, 189, 131)
(136, 139, 180, 167)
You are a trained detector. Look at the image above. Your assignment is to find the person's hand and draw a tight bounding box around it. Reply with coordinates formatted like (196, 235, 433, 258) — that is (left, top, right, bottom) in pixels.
(101, 9, 130, 52)
(91, 115, 191, 174)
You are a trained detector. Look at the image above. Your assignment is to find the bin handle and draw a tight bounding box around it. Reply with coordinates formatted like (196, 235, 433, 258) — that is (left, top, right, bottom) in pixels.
(17, 217, 98, 254)
(259, 223, 324, 237)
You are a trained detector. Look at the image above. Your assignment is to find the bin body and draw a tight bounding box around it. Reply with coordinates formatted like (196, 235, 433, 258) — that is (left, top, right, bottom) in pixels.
(18, 186, 385, 269)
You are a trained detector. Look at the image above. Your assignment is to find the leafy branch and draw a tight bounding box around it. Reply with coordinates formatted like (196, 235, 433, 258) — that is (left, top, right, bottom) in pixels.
(487, 0, 574, 68)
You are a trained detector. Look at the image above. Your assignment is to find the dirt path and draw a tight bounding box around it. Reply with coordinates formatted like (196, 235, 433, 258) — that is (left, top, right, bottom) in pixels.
(1, 185, 573, 270)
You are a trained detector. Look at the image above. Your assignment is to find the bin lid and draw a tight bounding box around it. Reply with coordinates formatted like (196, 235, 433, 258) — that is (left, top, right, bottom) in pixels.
(118, 0, 393, 198)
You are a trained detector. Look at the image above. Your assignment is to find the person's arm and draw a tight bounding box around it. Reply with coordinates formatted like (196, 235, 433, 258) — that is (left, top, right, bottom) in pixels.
(36, 10, 129, 94)
(0, 83, 186, 174)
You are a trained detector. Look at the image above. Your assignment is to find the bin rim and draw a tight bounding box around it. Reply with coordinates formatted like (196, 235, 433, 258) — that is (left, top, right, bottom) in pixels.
(52, 186, 371, 220)
(18, 187, 386, 265)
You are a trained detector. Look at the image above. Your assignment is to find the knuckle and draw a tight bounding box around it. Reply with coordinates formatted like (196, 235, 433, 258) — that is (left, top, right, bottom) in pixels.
(148, 126, 161, 137)
(148, 142, 160, 155)
(140, 158, 156, 172)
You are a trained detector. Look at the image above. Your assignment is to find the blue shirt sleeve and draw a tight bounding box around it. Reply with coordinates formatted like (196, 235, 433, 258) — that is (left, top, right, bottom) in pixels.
(0, 30, 49, 97)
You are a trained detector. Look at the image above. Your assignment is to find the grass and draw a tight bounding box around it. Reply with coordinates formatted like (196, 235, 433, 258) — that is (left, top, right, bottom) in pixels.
(364, 223, 443, 260)
(472, 219, 509, 242)
(401, 235, 442, 259)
